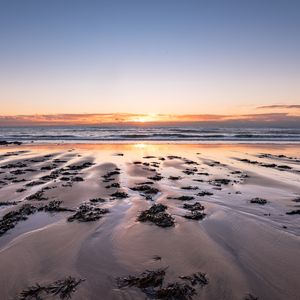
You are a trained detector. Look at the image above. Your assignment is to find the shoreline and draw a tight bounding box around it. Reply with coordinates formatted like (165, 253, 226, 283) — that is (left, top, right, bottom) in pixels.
(2, 140, 300, 145)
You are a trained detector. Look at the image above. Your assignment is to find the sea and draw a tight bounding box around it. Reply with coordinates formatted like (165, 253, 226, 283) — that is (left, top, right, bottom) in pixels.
(0, 126, 300, 143)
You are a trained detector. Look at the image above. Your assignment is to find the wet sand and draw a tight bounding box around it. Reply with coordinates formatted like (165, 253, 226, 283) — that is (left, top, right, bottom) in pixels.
(0, 143, 299, 300)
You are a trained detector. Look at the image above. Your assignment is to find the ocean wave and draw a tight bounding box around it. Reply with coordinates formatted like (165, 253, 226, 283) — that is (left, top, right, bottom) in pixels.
(0, 126, 300, 142)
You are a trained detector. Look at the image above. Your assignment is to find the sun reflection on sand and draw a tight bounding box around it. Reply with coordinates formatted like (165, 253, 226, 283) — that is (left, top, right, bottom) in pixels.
(134, 143, 147, 148)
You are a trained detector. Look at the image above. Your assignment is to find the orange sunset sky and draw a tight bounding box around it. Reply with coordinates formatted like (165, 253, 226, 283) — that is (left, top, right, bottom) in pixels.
(0, 1, 299, 127)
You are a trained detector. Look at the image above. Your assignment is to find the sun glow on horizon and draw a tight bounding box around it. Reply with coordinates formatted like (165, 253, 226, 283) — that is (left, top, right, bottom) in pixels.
(0, 109, 299, 126)
(130, 113, 159, 123)
(132, 117, 147, 123)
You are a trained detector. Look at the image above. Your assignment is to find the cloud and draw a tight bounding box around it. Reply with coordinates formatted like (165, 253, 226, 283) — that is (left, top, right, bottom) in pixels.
(0, 113, 134, 126)
(256, 105, 300, 109)
(0, 112, 299, 127)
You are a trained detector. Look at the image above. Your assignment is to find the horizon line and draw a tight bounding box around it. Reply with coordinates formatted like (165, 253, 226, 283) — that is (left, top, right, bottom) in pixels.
(0, 112, 300, 128)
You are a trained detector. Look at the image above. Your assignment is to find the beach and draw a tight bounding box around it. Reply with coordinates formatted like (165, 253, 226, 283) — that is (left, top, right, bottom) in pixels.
(0, 143, 299, 300)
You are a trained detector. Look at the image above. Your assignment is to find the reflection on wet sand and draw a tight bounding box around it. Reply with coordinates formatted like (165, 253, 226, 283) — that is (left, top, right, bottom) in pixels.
(0, 143, 299, 300)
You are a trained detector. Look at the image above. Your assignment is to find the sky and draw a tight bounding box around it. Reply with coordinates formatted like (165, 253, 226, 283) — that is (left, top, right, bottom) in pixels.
(0, 0, 299, 125)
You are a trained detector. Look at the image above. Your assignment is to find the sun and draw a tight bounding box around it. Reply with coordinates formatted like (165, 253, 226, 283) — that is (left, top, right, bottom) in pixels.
(133, 117, 146, 123)
(131, 114, 158, 123)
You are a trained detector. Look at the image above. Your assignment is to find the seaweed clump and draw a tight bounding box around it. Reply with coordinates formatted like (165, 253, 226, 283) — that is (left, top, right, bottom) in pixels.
(181, 186, 199, 190)
(25, 180, 46, 187)
(179, 272, 208, 286)
(167, 196, 194, 201)
(102, 169, 120, 182)
(182, 168, 197, 175)
(17, 276, 84, 300)
(89, 197, 106, 203)
(0, 204, 37, 236)
(210, 178, 231, 186)
(26, 190, 48, 201)
(67, 203, 109, 222)
(155, 283, 196, 299)
(0, 200, 75, 236)
(117, 269, 166, 289)
(148, 174, 163, 181)
(183, 202, 206, 221)
(110, 191, 129, 199)
(0, 201, 19, 207)
(42, 200, 74, 213)
(168, 176, 182, 181)
(130, 185, 159, 195)
(286, 209, 300, 215)
(117, 269, 208, 300)
(67, 162, 94, 171)
(250, 198, 267, 205)
(106, 182, 120, 189)
(244, 294, 258, 300)
(0, 162, 27, 169)
(197, 191, 213, 197)
(183, 211, 206, 220)
(183, 202, 204, 211)
(72, 176, 84, 182)
(138, 204, 174, 227)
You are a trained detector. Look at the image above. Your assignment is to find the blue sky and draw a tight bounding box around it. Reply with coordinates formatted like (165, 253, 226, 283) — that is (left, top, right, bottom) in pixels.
(0, 0, 299, 118)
